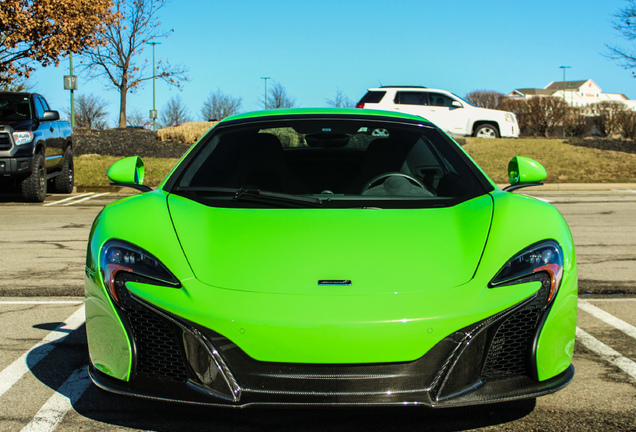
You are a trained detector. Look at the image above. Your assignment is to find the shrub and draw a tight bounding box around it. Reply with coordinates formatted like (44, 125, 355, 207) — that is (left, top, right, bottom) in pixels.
(590, 101, 626, 137)
(617, 109, 636, 139)
(564, 107, 588, 138)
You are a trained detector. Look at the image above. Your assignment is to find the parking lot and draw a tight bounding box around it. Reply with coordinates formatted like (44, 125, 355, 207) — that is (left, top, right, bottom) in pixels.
(0, 189, 635, 431)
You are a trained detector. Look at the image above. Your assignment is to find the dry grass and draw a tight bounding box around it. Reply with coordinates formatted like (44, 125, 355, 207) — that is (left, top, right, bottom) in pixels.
(75, 155, 179, 187)
(156, 121, 218, 144)
(463, 138, 636, 183)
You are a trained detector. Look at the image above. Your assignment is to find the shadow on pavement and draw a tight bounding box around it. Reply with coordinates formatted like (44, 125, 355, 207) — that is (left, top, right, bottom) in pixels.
(26, 324, 536, 432)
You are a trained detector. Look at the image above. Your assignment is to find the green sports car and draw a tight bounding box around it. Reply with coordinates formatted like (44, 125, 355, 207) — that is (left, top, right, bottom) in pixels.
(85, 108, 577, 407)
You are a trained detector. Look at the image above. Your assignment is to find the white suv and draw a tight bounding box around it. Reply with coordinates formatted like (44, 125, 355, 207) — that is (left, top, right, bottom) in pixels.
(356, 86, 519, 138)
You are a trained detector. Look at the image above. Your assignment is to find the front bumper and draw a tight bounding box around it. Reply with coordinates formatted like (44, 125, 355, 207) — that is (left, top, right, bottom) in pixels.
(0, 156, 33, 176)
(88, 274, 574, 407)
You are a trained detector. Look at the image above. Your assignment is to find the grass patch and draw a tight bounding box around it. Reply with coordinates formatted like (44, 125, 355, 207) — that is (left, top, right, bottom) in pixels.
(463, 138, 636, 183)
(74, 138, 636, 187)
(75, 155, 179, 187)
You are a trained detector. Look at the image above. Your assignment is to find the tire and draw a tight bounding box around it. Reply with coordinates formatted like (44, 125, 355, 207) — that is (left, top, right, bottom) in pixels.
(51, 148, 74, 193)
(20, 153, 47, 202)
(474, 124, 500, 138)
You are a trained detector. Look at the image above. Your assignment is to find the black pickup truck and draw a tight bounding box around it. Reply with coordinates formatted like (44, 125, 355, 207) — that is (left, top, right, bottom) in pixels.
(0, 92, 74, 202)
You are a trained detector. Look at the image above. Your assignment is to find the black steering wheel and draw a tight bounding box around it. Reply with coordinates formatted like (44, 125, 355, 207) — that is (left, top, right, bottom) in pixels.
(360, 172, 426, 194)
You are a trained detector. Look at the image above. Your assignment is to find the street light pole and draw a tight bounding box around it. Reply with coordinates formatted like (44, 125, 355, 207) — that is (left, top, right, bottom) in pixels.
(147, 41, 161, 130)
(261, 77, 270, 109)
(69, 54, 75, 128)
(559, 66, 571, 138)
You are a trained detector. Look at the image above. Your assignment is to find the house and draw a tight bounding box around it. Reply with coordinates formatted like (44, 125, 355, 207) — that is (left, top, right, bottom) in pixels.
(507, 79, 636, 112)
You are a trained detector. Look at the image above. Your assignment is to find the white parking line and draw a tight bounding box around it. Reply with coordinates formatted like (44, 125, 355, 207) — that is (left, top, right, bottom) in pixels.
(0, 307, 85, 399)
(20, 366, 90, 432)
(579, 300, 636, 339)
(43, 193, 94, 207)
(0, 301, 83, 305)
(576, 327, 636, 381)
(62, 193, 110, 206)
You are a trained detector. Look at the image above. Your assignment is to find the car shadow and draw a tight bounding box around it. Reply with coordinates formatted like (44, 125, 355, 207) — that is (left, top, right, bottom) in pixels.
(27, 325, 536, 432)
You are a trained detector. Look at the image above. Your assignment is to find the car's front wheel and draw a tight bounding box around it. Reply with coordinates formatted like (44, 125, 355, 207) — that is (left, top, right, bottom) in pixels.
(20, 153, 47, 202)
(474, 124, 500, 138)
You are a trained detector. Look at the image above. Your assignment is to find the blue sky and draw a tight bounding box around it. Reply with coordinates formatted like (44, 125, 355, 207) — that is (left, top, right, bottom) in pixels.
(28, 0, 636, 126)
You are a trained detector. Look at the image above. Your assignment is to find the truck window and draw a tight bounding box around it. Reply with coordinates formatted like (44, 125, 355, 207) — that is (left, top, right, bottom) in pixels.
(34, 96, 51, 118)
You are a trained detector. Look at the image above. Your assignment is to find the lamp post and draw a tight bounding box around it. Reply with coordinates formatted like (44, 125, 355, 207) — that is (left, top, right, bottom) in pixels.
(64, 53, 78, 128)
(69, 54, 75, 128)
(147, 41, 161, 130)
(261, 77, 270, 109)
(559, 66, 571, 137)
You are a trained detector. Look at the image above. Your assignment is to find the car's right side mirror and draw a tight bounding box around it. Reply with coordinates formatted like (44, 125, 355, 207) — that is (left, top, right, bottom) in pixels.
(451, 101, 463, 109)
(503, 156, 546, 192)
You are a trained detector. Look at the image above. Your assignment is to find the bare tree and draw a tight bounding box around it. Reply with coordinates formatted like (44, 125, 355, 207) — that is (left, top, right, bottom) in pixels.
(500, 98, 530, 133)
(606, 0, 636, 76)
(326, 88, 354, 108)
(617, 109, 636, 139)
(525, 97, 568, 137)
(465, 90, 506, 109)
(262, 82, 296, 109)
(201, 89, 242, 120)
(0, 0, 117, 85)
(127, 107, 153, 129)
(80, 0, 188, 128)
(159, 95, 190, 128)
(564, 107, 588, 138)
(64, 93, 110, 129)
(591, 101, 626, 137)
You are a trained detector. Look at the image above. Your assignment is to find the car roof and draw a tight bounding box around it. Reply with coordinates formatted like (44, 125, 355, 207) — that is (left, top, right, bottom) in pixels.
(366, 87, 448, 93)
(219, 107, 435, 125)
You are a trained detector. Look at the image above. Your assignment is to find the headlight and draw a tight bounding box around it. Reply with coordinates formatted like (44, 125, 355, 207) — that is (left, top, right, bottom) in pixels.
(489, 240, 563, 302)
(504, 113, 516, 123)
(12, 131, 34, 145)
(100, 240, 180, 302)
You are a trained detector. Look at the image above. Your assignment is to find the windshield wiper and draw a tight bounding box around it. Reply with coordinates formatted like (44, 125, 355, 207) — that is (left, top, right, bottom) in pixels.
(233, 186, 323, 207)
(173, 186, 323, 207)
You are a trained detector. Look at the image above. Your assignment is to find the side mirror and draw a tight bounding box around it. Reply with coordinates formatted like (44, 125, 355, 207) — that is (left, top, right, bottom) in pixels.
(503, 156, 546, 192)
(451, 101, 463, 109)
(41, 110, 60, 121)
(107, 156, 152, 192)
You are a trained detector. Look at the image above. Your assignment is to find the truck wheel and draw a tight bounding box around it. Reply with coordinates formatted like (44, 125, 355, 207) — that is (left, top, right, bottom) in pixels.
(20, 153, 47, 202)
(51, 148, 74, 193)
(474, 124, 499, 138)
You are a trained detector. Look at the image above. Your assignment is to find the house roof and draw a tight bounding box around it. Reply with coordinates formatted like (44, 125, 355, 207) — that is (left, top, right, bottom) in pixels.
(510, 88, 554, 96)
(545, 80, 597, 91)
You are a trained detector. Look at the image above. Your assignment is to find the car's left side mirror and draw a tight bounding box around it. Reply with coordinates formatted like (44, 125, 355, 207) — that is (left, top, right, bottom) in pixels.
(107, 156, 152, 192)
(41, 110, 60, 121)
(503, 156, 546, 192)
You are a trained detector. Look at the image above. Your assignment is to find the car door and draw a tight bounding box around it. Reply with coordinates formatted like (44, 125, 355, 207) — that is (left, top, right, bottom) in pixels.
(392, 91, 431, 119)
(34, 96, 63, 170)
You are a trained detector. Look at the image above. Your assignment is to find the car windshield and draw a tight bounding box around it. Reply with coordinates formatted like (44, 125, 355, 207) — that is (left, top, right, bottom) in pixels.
(452, 93, 474, 107)
(170, 116, 490, 208)
(0, 95, 32, 122)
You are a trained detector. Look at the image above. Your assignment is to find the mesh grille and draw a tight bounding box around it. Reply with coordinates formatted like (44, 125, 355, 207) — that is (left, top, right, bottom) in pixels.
(481, 274, 550, 380)
(116, 280, 189, 382)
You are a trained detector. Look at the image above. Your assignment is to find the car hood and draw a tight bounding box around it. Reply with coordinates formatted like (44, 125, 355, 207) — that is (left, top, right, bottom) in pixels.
(167, 194, 494, 295)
